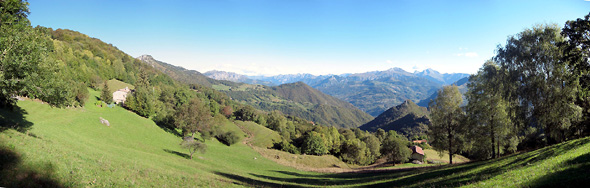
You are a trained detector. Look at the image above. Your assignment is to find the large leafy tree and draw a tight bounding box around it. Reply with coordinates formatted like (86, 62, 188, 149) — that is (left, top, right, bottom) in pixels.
(428, 85, 466, 164)
(561, 12, 590, 137)
(380, 130, 411, 163)
(174, 97, 212, 137)
(466, 61, 514, 159)
(495, 24, 582, 143)
(0, 0, 64, 108)
(301, 131, 328, 155)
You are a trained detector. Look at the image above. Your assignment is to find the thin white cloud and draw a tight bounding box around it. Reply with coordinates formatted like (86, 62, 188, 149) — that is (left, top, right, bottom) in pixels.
(465, 52, 479, 57)
(456, 52, 479, 58)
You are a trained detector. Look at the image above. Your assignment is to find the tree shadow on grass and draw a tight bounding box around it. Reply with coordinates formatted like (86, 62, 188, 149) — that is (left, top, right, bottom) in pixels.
(0, 106, 34, 133)
(0, 146, 67, 187)
(527, 152, 590, 187)
(163, 149, 190, 159)
(213, 171, 304, 188)
(153, 116, 182, 137)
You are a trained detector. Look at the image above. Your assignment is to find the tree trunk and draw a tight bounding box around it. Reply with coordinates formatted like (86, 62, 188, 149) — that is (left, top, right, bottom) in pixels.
(497, 138, 500, 158)
(448, 129, 453, 164)
(491, 116, 496, 159)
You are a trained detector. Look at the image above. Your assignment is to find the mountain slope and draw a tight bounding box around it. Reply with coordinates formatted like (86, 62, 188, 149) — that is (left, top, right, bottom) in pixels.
(415, 68, 470, 85)
(359, 99, 430, 137)
(204, 70, 275, 86)
(137, 55, 231, 87)
(220, 82, 373, 128)
(312, 68, 442, 116)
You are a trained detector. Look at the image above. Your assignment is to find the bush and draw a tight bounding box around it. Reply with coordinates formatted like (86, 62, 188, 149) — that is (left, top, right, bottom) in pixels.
(273, 139, 300, 154)
(217, 131, 241, 146)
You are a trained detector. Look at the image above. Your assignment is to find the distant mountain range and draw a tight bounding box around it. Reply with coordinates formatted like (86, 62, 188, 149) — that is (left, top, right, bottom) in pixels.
(205, 68, 470, 116)
(138, 55, 372, 128)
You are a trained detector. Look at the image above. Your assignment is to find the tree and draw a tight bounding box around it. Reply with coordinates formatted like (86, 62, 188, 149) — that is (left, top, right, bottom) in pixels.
(428, 85, 466, 164)
(180, 137, 207, 159)
(0, 0, 61, 108)
(339, 138, 370, 165)
(127, 69, 155, 117)
(100, 81, 112, 104)
(496, 24, 582, 143)
(267, 110, 287, 132)
(301, 131, 328, 155)
(561, 12, 590, 137)
(234, 105, 258, 121)
(380, 133, 411, 163)
(465, 60, 514, 159)
(362, 134, 381, 164)
(174, 97, 212, 137)
(221, 105, 233, 118)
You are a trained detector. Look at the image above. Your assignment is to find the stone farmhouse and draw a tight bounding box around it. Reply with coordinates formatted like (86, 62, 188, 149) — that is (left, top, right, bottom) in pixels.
(113, 87, 132, 104)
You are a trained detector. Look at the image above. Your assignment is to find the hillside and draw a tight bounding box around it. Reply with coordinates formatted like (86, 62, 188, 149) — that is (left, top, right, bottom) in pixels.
(359, 99, 430, 137)
(137, 55, 232, 87)
(138, 55, 371, 128)
(313, 69, 442, 116)
(1, 96, 588, 187)
(220, 82, 373, 128)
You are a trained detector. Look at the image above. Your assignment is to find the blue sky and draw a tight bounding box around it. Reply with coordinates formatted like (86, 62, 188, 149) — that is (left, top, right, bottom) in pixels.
(29, 0, 589, 76)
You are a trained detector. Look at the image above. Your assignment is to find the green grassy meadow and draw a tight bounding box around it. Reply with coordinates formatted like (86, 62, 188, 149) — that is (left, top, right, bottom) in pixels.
(0, 89, 588, 187)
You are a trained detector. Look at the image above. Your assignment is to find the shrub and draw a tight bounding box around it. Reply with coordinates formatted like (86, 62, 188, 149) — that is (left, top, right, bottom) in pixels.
(273, 139, 300, 154)
(217, 131, 241, 146)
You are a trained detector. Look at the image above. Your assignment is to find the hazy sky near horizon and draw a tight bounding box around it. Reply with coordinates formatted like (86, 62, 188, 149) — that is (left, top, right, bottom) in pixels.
(29, 0, 589, 76)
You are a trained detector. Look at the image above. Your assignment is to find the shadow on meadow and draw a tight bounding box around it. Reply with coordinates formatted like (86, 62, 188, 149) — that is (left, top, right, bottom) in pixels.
(218, 138, 589, 187)
(213, 171, 305, 188)
(0, 106, 33, 133)
(0, 146, 67, 188)
(163, 149, 190, 159)
(527, 152, 590, 187)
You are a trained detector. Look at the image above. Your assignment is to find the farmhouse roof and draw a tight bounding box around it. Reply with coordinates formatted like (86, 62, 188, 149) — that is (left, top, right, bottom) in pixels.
(410, 145, 424, 156)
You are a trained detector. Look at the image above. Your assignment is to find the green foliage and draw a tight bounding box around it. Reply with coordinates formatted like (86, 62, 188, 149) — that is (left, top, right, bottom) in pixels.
(428, 85, 466, 164)
(465, 61, 514, 160)
(301, 131, 328, 155)
(273, 139, 301, 154)
(174, 98, 212, 137)
(100, 81, 113, 104)
(561, 13, 590, 138)
(234, 105, 259, 122)
(0, 0, 69, 108)
(180, 138, 207, 159)
(495, 24, 581, 144)
(339, 138, 371, 165)
(216, 131, 241, 146)
(361, 134, 381, 164)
